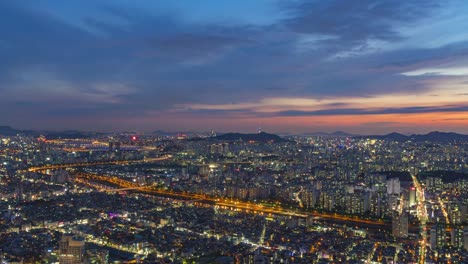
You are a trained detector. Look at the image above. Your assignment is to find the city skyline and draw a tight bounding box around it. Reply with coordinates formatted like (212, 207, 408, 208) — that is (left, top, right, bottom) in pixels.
(1, 3, 466, 261)
(1, 1, 468, 134)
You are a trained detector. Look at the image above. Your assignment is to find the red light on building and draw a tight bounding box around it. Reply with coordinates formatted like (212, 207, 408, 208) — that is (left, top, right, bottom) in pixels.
(132, 136, 137, 141)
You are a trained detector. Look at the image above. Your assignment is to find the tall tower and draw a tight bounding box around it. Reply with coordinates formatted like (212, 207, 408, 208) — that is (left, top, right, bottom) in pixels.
(59, 234, 85, 264)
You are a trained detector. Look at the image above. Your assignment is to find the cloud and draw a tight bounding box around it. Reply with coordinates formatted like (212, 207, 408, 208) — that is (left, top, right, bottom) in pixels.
(283, 0, 440, 53)
(0, 0, 467, 133)
(369, 40, 468, 72)
(137, 32, 252, 65)
(402, 67, 468, 76)
(275, 104, 468, 116)
(442, 118, 468, 121)
(361, 122, 401, 125)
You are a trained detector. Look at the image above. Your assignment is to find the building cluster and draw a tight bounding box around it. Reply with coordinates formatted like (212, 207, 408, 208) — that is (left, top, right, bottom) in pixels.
(0, 132, 466, 263)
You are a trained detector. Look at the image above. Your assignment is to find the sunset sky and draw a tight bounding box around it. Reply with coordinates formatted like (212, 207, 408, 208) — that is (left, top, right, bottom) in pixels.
(1, 1, 467, 134)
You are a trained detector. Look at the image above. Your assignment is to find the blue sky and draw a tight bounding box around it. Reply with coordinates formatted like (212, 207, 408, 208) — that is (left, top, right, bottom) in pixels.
(1, 0, 468, 134)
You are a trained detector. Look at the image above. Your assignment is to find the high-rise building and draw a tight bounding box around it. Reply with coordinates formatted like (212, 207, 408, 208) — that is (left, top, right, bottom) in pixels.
(387, 178, 400, 195)
(108, 140, 114, 151)
(210, 143, 229, 155)
(388, 193, 400, 211)
(430, 221, 447, 249)
(451, 227, 464, 249)
(114, 141, 121, 151)
(464, 226, 468, 251)
(59, 234, 85, 264)
(408, 187, 416, 207)
(430, 226, 436, 250)
(370, 191, 387, 218)
(37, 135, 50, 153)
(345, 190, 370, 215)
(108, 140, 121, 151)
(392, 211, 408, 238)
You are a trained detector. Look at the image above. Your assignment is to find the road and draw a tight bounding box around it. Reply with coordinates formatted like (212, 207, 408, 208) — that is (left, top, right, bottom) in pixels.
(28, 155, 172, 172)
(437, 196, 450, 225)
(73, 171, 391, 228)
(411, 173, 428, 264)
(29, 156, 392, 229)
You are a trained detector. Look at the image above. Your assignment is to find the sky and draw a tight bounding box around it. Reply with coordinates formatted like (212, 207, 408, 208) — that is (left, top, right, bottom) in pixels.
(1, 0, 468, 134)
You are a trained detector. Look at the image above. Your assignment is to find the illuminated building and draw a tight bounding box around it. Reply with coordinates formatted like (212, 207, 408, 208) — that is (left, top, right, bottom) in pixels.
(392, 211, 408, 238)
(210, 143, 229, 154)
(451, 227, 464, 249)
(387, 178, 400, 195)
(59, 234, 85, 264)
(108, 140, 120, 151)
(408, 187, 416, 207)
(464, 226, 468, 251)
(430, 220, 447, 250)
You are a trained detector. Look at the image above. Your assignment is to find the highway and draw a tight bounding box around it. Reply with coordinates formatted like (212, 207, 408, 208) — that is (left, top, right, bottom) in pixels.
(29, 156, 392, 229)
(72, 171, 392, 228)
(28, 155, 172, 172)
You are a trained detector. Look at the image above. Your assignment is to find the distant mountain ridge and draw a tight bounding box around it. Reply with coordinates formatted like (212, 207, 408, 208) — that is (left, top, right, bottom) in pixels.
(368, 132, 409, 141)
(304, 131, 356, 137)
(0, 126, 103, 139)
(0, 126, 36, 136)
(0, 126, 22, 136)
(44, 130, 105, 139)
(362, 131, 468, 142)
(296, 130, 467, 142)
(1, 125, 467, 142)
(214, 132, 286, 142)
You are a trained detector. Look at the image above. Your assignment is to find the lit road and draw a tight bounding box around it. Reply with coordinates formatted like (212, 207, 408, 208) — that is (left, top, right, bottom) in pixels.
(366, 242, 379, 264)
(28, 156, 391, 229)
(73, 171, 391, 227)
(28, 155, 172, 172)
(411, 173, 428, 264)
(437, 196, 450, 225)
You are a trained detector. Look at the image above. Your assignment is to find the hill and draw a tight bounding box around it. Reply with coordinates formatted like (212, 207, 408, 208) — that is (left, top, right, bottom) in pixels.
(0, 126, 21, 136)
(410, 131, 468, 142)
(43, 130, 105, 139)
(214, 132, 286, 143)
(0, 126, 104, 139)
(301, 131, 355, 137)
(372, 132, 409, 141)
(361, 131, 468, 143)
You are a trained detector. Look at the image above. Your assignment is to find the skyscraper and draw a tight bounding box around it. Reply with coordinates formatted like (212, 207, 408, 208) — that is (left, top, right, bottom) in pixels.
(59, 234, 85, 264)
(408, 187, 416, 207)
(392, 211, 408, 238)
(430, 220, 447, 250)
(387, 178, 401, 195)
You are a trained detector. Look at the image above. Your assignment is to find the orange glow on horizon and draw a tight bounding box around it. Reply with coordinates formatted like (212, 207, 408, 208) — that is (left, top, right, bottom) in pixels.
(254, 111, 468, 132)
(122, 110, 468, 135)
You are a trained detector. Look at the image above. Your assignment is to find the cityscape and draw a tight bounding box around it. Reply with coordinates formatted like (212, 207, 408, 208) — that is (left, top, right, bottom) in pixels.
(1, 1, 468, 264)
(0, 129, 466, 263)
